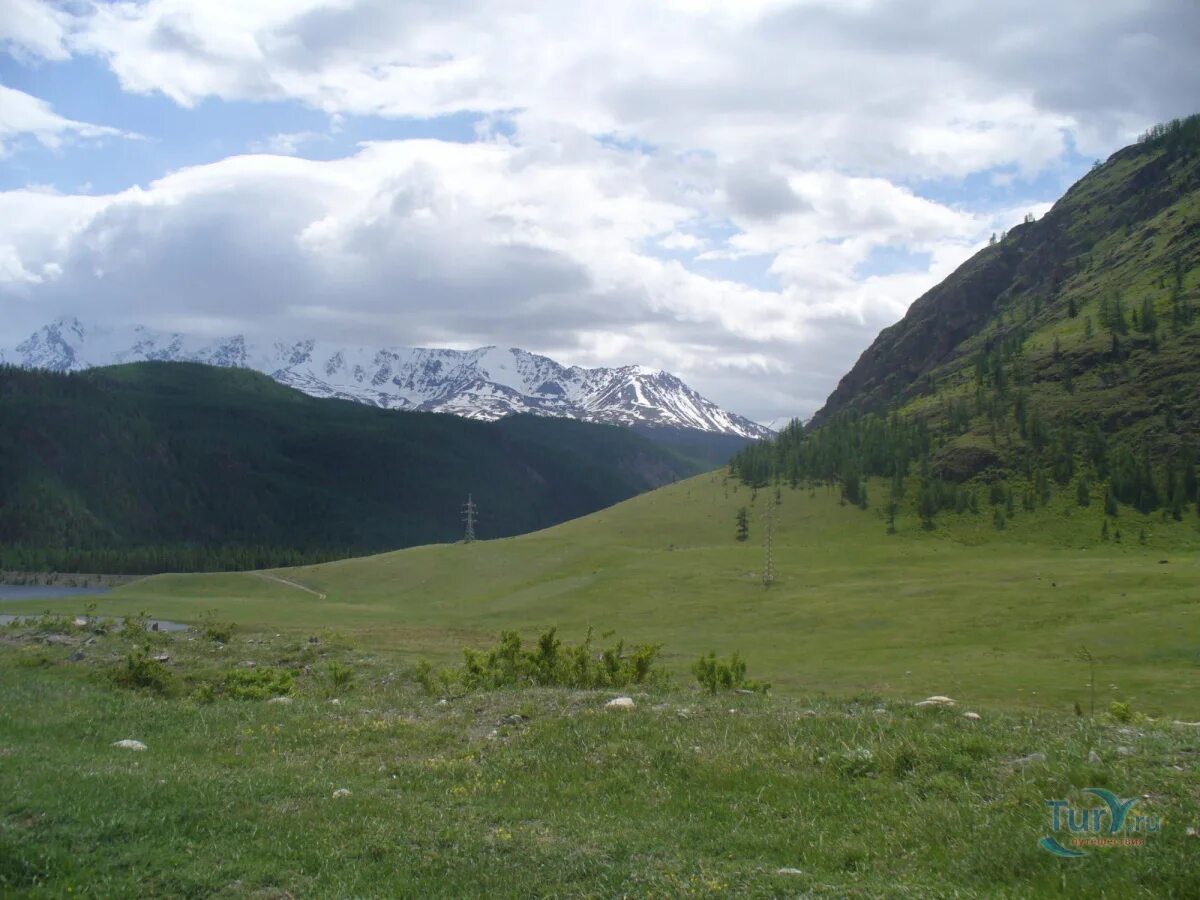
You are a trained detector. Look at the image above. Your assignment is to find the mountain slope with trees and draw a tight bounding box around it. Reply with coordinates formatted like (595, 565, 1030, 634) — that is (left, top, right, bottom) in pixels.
(735, 115, 1200, 532)
(0, 362, 701, 573)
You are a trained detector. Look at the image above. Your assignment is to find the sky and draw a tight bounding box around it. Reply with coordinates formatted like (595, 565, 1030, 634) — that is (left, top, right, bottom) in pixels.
(1, 1, 1198, 425)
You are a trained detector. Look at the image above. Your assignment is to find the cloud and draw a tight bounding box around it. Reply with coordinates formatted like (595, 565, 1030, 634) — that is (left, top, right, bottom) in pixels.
(0, 132, 1000, 421)
(249, 130, 329, 155)
(0, 85, 138, 157)
(0, 0, 71, 62)
(2, 0, 1196, 422)
(54, 0, 1200, 175)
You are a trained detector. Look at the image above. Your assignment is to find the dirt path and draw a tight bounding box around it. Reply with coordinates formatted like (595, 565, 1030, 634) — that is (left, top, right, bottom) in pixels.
(254, 572, 328, 600)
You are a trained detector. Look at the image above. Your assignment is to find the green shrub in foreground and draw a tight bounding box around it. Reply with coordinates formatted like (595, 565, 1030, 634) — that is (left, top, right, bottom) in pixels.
(692, 651, 770, 694)
(222, 667, 294, 700)
(111, 646, 174, 694)
(418, 627, 664, 693)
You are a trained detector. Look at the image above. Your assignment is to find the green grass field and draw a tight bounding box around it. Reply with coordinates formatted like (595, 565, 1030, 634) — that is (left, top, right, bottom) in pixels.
(3, 617, 1199, 898)
(4, 474, 1200, 896)
(9, 472, 1200, 717)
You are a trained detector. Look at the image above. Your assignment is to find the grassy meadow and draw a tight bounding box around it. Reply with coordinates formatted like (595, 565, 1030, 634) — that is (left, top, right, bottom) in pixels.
(2, 615, 1199, 898)
(4, 472, 1200, 896)
(10, 471, 1199, 716)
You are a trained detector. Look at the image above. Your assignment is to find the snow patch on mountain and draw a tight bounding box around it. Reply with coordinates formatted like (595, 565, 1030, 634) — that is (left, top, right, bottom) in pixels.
(3, 318, 773, 439)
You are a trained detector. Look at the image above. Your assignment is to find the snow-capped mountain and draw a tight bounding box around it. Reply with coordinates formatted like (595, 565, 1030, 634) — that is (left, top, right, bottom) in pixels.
(3, 318, 773, 439)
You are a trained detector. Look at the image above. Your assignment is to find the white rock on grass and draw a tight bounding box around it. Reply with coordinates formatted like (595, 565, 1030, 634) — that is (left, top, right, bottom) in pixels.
(962, 711, 981, 721)
(1014, 752, 1047, 766)
(112, 740, 147, 751)
(605, 697, 635, 709)
(915, 696, 956, 707)
(1088, 749, 1102, 764)
(332, 788, 351, 799)
(776, 868, 804, 876)
(267, 696, 293, 705)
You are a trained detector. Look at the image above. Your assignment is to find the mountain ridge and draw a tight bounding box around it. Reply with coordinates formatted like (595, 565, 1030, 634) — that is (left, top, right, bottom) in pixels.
(0, 360, 707, 573)
(2, 318, 772, 440)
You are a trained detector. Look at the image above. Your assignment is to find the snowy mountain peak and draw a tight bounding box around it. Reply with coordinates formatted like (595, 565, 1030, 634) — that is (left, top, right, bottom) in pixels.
(2, 320, 773, 440)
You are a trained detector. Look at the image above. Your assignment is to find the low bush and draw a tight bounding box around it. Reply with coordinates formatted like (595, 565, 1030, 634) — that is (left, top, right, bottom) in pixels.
(223, 667, 294, 700)
(692, 651, 770, 694)
(112, 646, 174, 694)
(327, 661, 354, 690)
(420, 627, 665, 693)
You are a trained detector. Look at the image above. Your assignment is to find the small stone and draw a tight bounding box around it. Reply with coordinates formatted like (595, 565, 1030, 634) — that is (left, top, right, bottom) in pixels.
(44, 634, 72, 646)
(874, 708, 888, 715)
(776, 867, 804, 876)
(499, 714, 528, 725)
(153, 654, 170, 663)
(112, 739, 147, 751)
(436, 698, 449, 706)
(267, 696, 293, 705)
(803, 709, 817, 717)
(239, 660, 256, 668)
(1186, 827, 1198, 839)
(1014, 752, 1047, 766)
(916, 696, 956, 707)
(332, 788, 351, 798)
(962, 711, 981, 721)
(1088, 750, 1102, 764)
(330, 698, 341, 705)
(73, 617, 88, 627)
(1117, 746, 1135, 757)
(605, 696, 635, 709)
(67, 650, 85, 663)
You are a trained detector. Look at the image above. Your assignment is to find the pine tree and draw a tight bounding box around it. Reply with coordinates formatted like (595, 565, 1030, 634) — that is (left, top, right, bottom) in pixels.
(735, 508, 749, 542)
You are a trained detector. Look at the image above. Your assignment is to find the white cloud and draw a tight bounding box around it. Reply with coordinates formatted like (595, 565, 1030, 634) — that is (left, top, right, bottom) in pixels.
(0, 134, 1007, 420)
(250, 130, 329, 155)
(3, 0, 1197, 420)
(0, 85, 138, 157)
(55, 0, 1200, 175)
(0, 0, 71, 61)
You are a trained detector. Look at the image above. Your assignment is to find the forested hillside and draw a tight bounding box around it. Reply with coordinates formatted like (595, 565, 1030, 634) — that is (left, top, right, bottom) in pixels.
(0, 362, 699, 573)
(735, 115, 1200, 532)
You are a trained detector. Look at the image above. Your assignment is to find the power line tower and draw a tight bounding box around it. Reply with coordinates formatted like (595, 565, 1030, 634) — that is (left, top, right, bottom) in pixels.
(462, 494, 477, 543)
(763, 493, 775, 587)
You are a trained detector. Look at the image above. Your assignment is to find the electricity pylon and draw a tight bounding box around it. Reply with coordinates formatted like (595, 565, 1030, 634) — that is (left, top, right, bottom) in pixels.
(462, 494, 477, 543)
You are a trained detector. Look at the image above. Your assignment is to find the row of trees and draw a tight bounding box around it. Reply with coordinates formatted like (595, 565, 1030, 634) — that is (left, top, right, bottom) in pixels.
(0, 543, 355, 576)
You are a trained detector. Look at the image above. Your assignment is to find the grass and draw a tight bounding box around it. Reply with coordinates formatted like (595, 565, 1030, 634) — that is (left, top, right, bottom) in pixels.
(2, 617, 1199, 897)
(8, 472, 1200, 718)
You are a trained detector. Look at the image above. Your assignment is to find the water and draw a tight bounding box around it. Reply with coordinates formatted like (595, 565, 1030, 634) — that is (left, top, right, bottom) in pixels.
(0, 584, 112, 601)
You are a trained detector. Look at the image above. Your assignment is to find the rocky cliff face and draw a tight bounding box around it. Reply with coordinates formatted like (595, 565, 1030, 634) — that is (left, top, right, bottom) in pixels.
(811, 116, 1200, 427)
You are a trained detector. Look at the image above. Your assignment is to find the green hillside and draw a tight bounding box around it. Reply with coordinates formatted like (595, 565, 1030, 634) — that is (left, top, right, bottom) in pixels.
(0, 362, 702, 573)
(17, 470, 1199, 716)
(734, 116, 1200, 533)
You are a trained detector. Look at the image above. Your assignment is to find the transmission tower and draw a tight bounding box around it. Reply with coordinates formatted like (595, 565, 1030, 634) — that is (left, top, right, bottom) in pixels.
(462, 494, 477, 543)
(763, 493, 775, 587)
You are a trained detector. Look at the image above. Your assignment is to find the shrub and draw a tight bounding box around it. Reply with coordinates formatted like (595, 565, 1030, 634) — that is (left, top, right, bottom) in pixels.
(112, 646, 174, 694)
(201, 612, 234, 644)
(327, 661, 354, 690)
(440, 627, 664, 691)
(692, 651, 770, 694)
(1107, 700, 1134, 723)
(223, 667, 294, 700)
